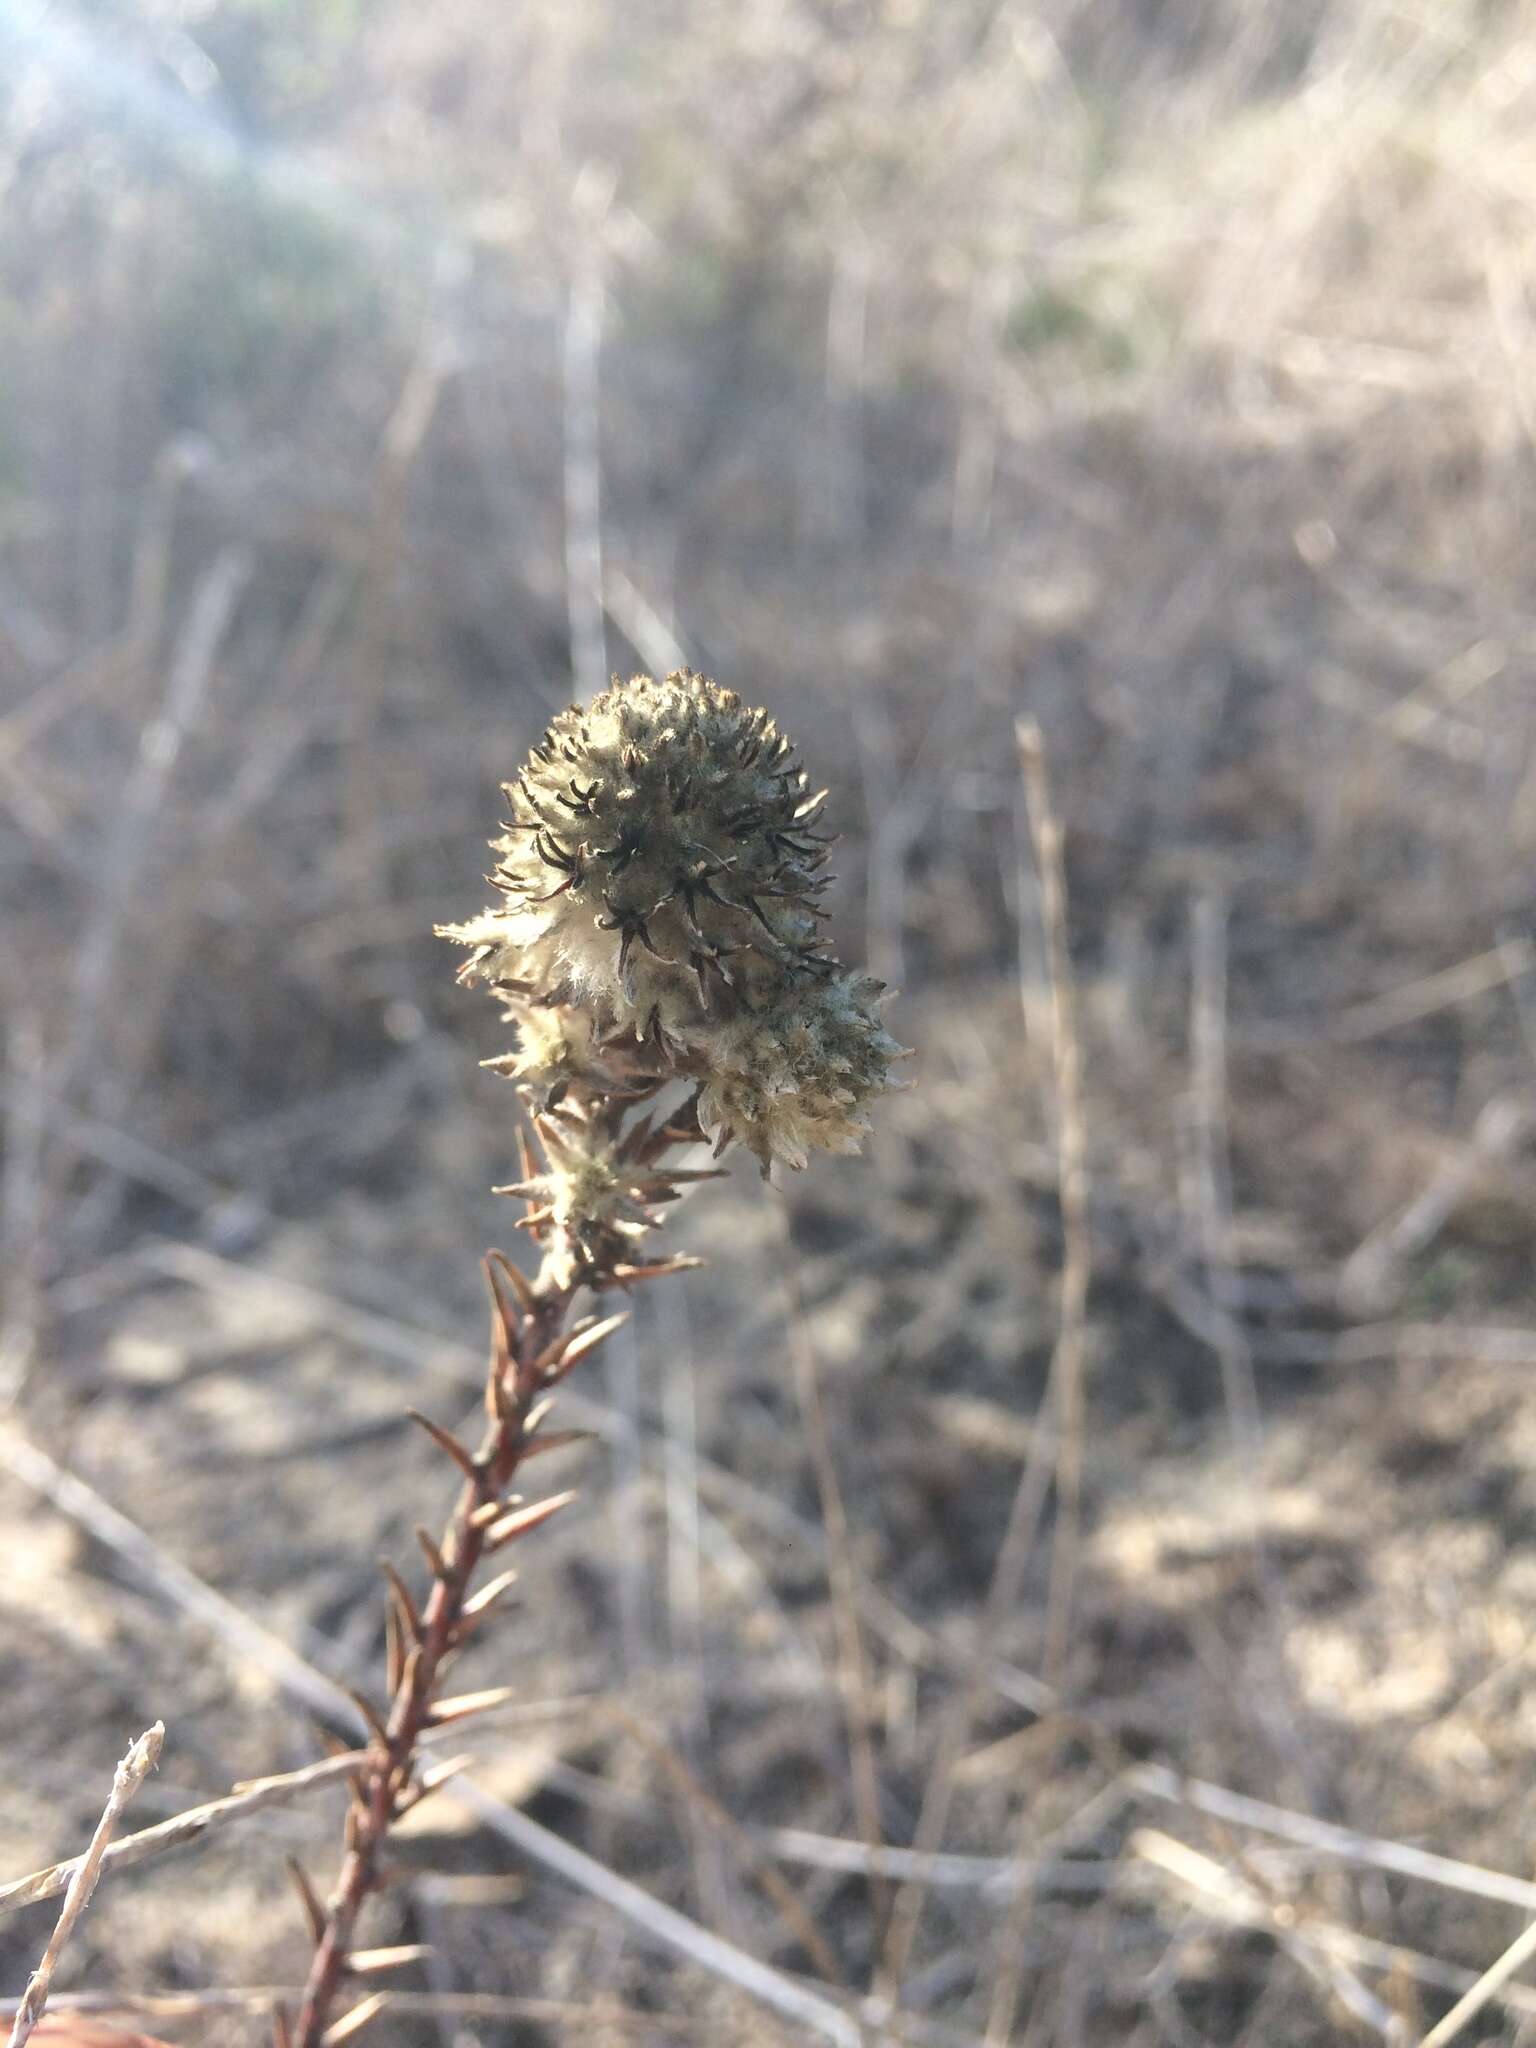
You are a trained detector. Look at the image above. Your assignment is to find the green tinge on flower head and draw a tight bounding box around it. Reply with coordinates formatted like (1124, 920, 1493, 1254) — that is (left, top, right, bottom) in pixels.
(442, 669, 908, 1173)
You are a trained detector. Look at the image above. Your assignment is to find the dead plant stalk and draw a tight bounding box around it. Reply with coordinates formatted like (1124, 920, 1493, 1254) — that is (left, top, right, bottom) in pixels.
(289, 1230, 671, 2048)
(287, 670, 907, 2047)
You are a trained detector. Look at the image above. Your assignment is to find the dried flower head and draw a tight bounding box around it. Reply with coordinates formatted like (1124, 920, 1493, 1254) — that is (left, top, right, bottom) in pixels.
(696, 971, 905, 1172)
(441, 670, 834, 1041)
(443, 669, 908, 1175)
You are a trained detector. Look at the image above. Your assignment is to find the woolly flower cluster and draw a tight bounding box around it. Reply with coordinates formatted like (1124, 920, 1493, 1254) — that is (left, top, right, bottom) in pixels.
(442, 670, 905, 1170)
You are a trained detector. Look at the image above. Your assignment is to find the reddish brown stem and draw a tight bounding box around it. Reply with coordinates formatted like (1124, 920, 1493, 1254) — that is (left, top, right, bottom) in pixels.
(286, 1068, 703, 2048)
(290, 1261, 573, 2048)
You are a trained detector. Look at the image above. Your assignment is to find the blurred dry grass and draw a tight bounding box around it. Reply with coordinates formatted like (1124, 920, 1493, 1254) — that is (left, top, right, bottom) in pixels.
(7, 0, 1536, 2041)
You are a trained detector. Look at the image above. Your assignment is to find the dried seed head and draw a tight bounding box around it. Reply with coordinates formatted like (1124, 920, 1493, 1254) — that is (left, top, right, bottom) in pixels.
(440, 670, 832, 1038)
(444, 669, 909, 1175)
(696, 971, 907, 1174)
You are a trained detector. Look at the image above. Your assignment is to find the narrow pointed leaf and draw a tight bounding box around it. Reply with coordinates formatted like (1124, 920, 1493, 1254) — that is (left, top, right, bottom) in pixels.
(612, 1255, 704, 1284)
(485, 1490, 577, 1550)
(394, 1752, 475, 1814)
(380, 1560, 421, 1643)
(461, 1567, 519, 1621)
(486, 1247, 535, 1313)
(347, 1943, 433, 1976)
(405, 1409, 480, 1482)
(320, 1991, 388, 2047)
(427, 1684, 519, 1727)
(344, 1688, 390, 1747)
(417, 1752, 475, 1794)
(286, 1856, 327, 1944)
(549, 1312, 629, 1375)
(415, 1526, 446, 1578)
(384, 1596, 404, 1694)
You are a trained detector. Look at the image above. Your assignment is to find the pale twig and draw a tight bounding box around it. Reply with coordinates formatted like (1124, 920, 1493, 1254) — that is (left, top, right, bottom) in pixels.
(1015, 720, 1092, 1694)
(1132, 1764, 1536, 1914)
(334, 330, 454, 910)
(0, 1751, 369, 1916)
(605, 1306, 652, 1684)
(1327, 939, 1536, 1044)
(763, 1830, 1115, 1896)
(1242, 941, 1536, 1052)
(1417, 1916, 1536, 2047)
(602, 567, 687, 679)
(776, 1198, 891, 1958)
(1133, 1828, 1410, 2044)
(121, 439, 207, 685)
(7, 1991, 985, 2048)
(1339, 1090, 1535, 1319)
(1184, 891, 1308, 1746)
(653, 1275, 735, 1923)
(779, 1825, 1536, 2033)
(1186, 892, 1267, 1477)
(978, 721, 1094, 2047)
(6, 1725, 164, 2048)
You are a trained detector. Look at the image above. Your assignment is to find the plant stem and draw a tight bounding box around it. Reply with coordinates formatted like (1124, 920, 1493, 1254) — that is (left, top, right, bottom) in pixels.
(290, 1252, 575, 2048)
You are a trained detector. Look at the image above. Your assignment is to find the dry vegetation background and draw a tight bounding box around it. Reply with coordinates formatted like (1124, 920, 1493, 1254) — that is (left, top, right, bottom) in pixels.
(7, 0, 1536, 2042)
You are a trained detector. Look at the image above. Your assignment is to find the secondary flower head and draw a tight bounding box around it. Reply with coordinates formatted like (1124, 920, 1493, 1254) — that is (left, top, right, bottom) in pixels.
(443, 669, 907, 1172)
(696, 970, 906, 1173)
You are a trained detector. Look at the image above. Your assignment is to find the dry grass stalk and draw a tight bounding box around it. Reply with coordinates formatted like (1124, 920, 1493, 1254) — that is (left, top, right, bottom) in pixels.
(6, 1725, 164, 2048)
(1015, 718, 1091, 1695)
(978, 727, 1094, 2047)
(0, 1752, 371, 1918)
(775, 1210, 891, 1956)
(1131, 1764, 1536, 1915)
(1132, 1829, 1410, 2044)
